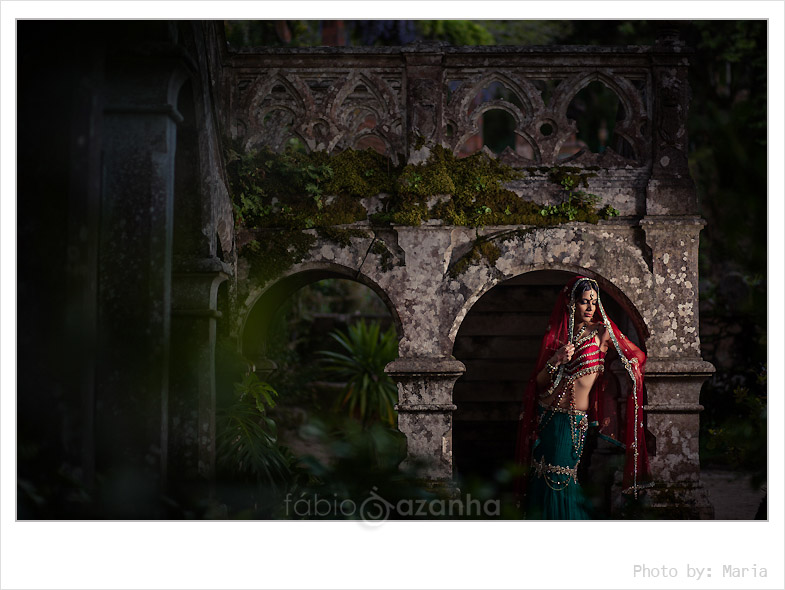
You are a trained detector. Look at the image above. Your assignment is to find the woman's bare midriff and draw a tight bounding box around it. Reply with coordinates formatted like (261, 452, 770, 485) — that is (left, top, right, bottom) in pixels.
(540, 370, 600, 411)
(539, 332, 604, 411)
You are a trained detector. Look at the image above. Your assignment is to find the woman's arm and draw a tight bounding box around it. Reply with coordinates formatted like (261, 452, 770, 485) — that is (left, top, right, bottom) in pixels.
(597, 324, 612, 354)
(535, 343, 574, 391)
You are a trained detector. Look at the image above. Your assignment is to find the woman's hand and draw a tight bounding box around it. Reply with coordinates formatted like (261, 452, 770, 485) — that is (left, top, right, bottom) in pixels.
(552, 343, 575, 366)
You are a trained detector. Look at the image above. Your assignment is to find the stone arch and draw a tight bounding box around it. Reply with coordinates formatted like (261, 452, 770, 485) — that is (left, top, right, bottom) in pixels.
(446, 231, 654, 349)
(449, 266, 648, 489)
(237, 71, 317, 151)
(445, 72, 543, 159)
(325, 71, 404, 155)
(242, 70, 314, 122)
(550, 70, 648, 163)
(239, 262, 403, 365)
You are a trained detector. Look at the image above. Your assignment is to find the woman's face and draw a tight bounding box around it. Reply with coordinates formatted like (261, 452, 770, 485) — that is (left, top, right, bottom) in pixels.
(575, 288, 598, 324)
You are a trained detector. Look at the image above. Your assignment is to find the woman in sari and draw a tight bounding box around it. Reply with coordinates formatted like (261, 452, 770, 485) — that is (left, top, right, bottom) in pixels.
(515, 275, 653, 519)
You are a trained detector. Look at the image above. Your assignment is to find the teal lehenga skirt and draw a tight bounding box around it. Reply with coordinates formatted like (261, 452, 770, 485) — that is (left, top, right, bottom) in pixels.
(525, 405, 592, 520)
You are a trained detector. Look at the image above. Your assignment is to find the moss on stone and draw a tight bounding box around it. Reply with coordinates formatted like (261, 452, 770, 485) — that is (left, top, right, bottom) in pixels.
(546, 166, 599, 190)
(448, 236, 502, 278)
(316, 227, 371, 247)
(323, 149, 398, 198)
(448, 227, 538, 278)
(241, 230, 317, 283)
(226, 144, 399, 231)
(371, 239, 396, 272)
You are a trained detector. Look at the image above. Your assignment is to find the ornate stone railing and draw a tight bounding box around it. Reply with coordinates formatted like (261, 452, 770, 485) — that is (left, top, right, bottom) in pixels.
(222, 34, 695, 215)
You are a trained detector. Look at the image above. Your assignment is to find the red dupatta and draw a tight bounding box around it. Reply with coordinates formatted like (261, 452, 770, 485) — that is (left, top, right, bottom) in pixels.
(514, 275, 653, 500)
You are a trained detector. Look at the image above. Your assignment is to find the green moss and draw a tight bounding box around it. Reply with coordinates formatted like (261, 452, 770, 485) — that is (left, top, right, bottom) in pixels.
(227, 142, 627, 283)
(547, 166, 599, 191)
(226, 143, 401, 231)
(323, 149, 397, 198)
(371, 239, 396, 272)
(316, 227, 371, 247)
(398, 151, 456, 198)
(227, 142, 619, 231)
(241, 231, 317, 283)
(448, 236, 502, 278)
(448, 228, 538, 278)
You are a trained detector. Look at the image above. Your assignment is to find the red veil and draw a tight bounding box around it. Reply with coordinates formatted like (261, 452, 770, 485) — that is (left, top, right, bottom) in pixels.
(514, 275, 653, 499)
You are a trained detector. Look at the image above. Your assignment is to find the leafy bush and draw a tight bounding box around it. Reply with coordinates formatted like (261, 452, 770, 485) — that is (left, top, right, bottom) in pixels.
(216, 372, 292, 490)
(318, 320, 399, 427)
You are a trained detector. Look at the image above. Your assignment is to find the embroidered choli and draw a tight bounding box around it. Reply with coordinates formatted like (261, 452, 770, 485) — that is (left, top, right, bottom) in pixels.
(563, 327, 605, 381)
(540, 327, 605, 404)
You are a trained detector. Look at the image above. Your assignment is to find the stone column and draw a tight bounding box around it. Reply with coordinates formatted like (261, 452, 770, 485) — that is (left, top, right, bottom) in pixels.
(95, 51, 190, 509)
(640, 216, 716, 518)
(646, 28, 698, 216)
(643, 359, 715, 518)
(403, 43, 445, 163)
(169, 257, 230, 490)
(386, 357, 464, 487)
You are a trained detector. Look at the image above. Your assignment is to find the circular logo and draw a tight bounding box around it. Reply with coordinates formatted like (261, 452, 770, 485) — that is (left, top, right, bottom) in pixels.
(359, 487, 394, 526)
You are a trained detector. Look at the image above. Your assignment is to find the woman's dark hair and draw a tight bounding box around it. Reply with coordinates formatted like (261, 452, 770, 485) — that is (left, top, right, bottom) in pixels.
(573, 278, 598, 298)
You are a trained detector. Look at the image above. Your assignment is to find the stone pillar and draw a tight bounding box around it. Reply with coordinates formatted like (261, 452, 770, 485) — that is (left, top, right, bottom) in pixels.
(386, 357, 464, 488)
(169, 257, 230, 491)
(646, 28, 698, 215)
(643, 359, 715, 518)
(640, 216, 716, 518)
(95, 50, 190, 510)
(403, 43, 445, 163)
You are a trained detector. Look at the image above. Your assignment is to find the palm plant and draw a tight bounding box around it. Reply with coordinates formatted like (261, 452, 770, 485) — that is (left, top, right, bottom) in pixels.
(216, 372, 292, 489)
(318, 320, 399, 427)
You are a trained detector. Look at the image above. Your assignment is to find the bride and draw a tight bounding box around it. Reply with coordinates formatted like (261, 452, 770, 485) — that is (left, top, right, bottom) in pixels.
(515, 275, 653, 519)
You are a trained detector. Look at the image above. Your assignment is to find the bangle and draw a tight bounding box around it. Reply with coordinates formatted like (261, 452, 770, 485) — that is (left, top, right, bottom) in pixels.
(546, 362, 558, 375)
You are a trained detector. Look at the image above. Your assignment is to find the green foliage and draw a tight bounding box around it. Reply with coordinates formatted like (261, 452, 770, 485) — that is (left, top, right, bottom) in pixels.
(229, 143, 619, 237)
(482, 20, 575, 46)
(324, 148, 398, 198)
(240, 231, 317, 283)
(224, 20, 321, 48)
(416, 20, 495, 45)
(216, 372, 292, 490)
(701, 372, 767, 488)
(315, 227, 371, 248)
(536, 166, 607, 222)
(318, 320, 399, 427)
(226, 144, 372, 230)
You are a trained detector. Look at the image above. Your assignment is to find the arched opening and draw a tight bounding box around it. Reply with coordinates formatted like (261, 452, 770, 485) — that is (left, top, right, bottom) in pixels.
(457, 80, 534, 160)
(256, 276, 397, 422)
(241, 268, 402, 367)
(224, 268, 407, 515)
(451, 269, 645, 512)
(561, 80, 634, 160)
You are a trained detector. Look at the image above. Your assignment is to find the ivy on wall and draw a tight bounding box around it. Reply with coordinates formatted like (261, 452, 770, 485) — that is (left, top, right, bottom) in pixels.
(226, 141, 620, 281)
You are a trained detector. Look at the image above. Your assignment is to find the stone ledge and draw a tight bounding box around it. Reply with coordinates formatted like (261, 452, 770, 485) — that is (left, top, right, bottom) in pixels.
(644, 403, 704, 413)
(386, 357, 466, 377)
(395, 403, 458, 413)
(645, 358, 716, 375)
(172, 256, 233, 275)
